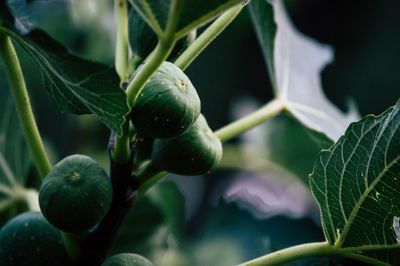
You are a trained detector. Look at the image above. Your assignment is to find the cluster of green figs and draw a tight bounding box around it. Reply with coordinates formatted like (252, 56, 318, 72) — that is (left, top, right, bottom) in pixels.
(0, 9, 223, 266)
(128, 8, 222, 176)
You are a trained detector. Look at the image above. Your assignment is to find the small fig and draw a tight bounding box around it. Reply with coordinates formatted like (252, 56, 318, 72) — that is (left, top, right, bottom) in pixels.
(102, 253, 153, 266)
(0, 212, 72, 266)
(151, 114, 223, 175)
(131, 62, 201, 138)
(39, 154, 112, 232)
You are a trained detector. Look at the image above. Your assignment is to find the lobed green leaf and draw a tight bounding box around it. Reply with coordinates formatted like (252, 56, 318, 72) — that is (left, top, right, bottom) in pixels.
(3, 29, 129, 135)
(310, 99, 400, 265)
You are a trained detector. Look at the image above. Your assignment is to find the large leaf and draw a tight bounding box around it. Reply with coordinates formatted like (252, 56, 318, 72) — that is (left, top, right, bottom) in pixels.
(129, 0, 243, 38)
(249, 0, 359, 141)
(0, 70, 38, 227)
(2, 28, 129, 135)
(310, 99, 400, 265)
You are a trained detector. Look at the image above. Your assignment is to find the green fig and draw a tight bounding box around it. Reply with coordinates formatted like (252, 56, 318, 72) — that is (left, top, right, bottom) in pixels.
(131, 62, 201, 138)
(39, 154, 112, 232)
(102, 253, 153, 266)
(0, 212, 72, 266)
(151, 114, 223, 175)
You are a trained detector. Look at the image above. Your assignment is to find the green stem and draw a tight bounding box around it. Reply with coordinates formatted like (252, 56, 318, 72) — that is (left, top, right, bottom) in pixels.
(0, 33, 51, 178)
(126, 41, 173, 106)
(128, 55, 143, 77)
(61, 231, 89, 261)
(112, 0, 131, 163)
(114, 0, 129, 85)
(175, 4, 243, 70)
(215, 98, 285, 143)
(137, 170, 168, 197)
(238, 242, 334, 266)
(136, 162, 162, 185)
(238, 241, 389, 266)
(163, 0, 183, 40)
(111, 121, 130, 163)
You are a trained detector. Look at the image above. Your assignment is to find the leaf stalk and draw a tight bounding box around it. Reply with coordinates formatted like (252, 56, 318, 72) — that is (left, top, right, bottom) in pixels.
(238, 242, 333, 266)
(215, 98, 285, 143)
(175, 4, 243, 70)
(0, 32, 51, 178)
(114, 0, 130, 85)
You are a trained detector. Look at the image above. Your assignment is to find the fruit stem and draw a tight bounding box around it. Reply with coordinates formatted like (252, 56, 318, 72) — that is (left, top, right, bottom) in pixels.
(237, 242, 334, 266)
(114, 0, 130, 85)
(174, 4, 243, 70)
(111, 123, 131, 163)
(135, 161, 165, 188)
(137, 170, 168, 197)
(0, 32, 52, 178)
(163, 0, 183, 42)
(215, 98, 285, 143)
(60, 231, 88, 261)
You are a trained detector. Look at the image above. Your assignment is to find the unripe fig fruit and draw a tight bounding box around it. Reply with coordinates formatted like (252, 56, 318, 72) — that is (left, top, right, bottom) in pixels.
(39, 154, 112, 232)
(102, 253, 153, 266)
(151, 114, 223, 175)
(128, 9, 196, 61)
(0, 212, 72, 266)
(131, 62, 201, 138)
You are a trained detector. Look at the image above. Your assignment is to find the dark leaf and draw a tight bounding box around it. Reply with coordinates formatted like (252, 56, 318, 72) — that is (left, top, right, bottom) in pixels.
(129, 0, 243, 38)
(5, 29, 129, 134)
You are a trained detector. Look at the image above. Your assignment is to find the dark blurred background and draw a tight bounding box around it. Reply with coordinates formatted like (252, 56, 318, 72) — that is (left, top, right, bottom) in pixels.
(14, 0, 400, 265)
